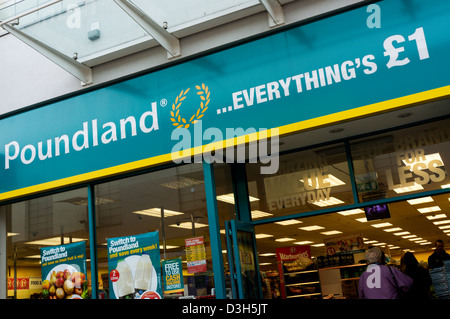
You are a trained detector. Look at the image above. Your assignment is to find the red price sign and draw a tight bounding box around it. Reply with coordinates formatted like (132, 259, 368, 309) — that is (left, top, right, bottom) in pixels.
(110, 269, 120, 282)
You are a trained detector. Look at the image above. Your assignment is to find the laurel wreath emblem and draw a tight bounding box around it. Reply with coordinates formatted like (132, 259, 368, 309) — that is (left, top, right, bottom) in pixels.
(170, 83, 210, 129)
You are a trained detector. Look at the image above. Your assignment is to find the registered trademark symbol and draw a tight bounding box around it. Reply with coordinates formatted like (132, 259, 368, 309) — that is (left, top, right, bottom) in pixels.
(160, 98, 168, 107)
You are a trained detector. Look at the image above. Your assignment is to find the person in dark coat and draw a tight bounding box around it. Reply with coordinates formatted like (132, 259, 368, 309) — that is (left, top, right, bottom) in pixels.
(402, 251, 432, 299)
(428, 239, 450, 269)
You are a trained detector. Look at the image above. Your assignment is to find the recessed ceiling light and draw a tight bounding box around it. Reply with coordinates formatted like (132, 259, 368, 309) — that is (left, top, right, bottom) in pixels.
(418, 206, 441, 213)
(426, 214, 447, 220)
(371, 222, 393, 228)
(274, 219, 302, 226)
(133, 208, 183, 217)
(294, 241, 314, 245)
(407, 197, 434, 205)
(251, 210, 273, 218)
(255, 233, 273, 239)
(433, 220, 450, 225)
(320, 230, 343, 235)
(338, 209, 364, 216)
(275, 238, 296, 242)
(384, 227, 403, 232)
(393, 183, 424, 193)
(216, 193, 259, 204)
(299, 225, 325, 231)
(394, 231, 410, 236)
(313, 197, 344, 207)
(169, 222, 208, 229)
(373, 242, 387, 246)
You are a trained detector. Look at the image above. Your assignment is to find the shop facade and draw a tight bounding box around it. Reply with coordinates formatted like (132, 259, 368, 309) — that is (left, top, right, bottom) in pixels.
(1, 0, 450, 300)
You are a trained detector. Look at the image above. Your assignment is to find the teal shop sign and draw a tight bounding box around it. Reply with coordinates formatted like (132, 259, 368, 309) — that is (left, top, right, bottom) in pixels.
(1, 0, 449, 199)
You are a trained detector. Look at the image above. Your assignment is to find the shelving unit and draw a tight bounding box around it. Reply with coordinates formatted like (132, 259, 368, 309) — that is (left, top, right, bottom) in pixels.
(318, 263, 366, 299)
(281, 265, 322, 299)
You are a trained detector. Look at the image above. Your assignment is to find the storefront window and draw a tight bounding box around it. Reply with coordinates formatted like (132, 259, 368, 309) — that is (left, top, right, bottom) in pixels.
(350, 118, 450, 202)
(255, 192, 450, 299)
(246, 143, 353, 220)
(5, 187, 90, 299)
(94, 164, 215, 299)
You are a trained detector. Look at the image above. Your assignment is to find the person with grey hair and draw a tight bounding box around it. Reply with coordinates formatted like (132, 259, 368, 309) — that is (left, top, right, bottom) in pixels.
(358, 247, 413, 299)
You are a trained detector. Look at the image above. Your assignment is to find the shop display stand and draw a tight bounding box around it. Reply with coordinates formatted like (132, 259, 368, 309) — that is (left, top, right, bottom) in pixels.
(429, 260, 450, 299)
(280, 262, 322, 299)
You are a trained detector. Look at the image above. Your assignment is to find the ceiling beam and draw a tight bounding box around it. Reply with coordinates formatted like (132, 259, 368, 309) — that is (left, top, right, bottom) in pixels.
(113, 0, 181, 59)
(259, 0, 285, 27)
(2, 23, 93, 85)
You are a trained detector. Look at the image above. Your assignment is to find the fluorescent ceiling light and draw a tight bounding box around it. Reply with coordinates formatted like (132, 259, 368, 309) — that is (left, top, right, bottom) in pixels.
(133, 208, 183, 217)
(313, 197, 344, 207)
(426, 214, 447, 220)
(365, 240, 378, 244)
(393, 183, 424, 193)
(300, 174, 345, 189)
(320, 230, 342, 235)
(161, 245, 180, 249)
(251, 210, 273, 219)
(433, 220, 450, 225)
(373, 242, 387, 246)
(420, 241, 433, 245)
(394, 231, 410, 236)
(275, 238, 296, 242)
(409, 237, 423, 241)
(259, 253, 276, 256)
(7, 232, 20, 237)
(384, 227, 402, 232)
(402, 235, 417, 239)
(418, 206, 441, 213)
(299, 225, 325, 231)
(337, 209, 364, 216)
(390, 246, 400, 249)
(442, 184, 450, 189)
(255, 233, 273, 239)
(169, 222, 208, 229)
(274, 220, 302, 226)
(294, 241, 313, 245)
(414, 240, 428, 243)
(160, 177, 203, 189)
(25, 237, 85, 246)
(407, 197, 434, 205)
(439, 225, 450, 229)
(312, 243, 325, 247)
(216, 193, 259, 204)
(355, 217, 368, 223)
(371, 222, 393, 228)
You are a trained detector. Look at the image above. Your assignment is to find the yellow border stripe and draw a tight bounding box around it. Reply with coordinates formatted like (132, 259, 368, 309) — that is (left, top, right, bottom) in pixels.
(1, 85, 449, 202)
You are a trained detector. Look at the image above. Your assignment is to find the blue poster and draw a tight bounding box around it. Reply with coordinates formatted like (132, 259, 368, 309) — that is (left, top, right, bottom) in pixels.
(162, 258, 184, 293)
(40, 241, 88, 299)
(107, 231, 162, 299)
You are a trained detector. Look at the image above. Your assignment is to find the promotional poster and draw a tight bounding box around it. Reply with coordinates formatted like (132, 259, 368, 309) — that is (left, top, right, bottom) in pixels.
(40, 241, 88, 299)
(107, 231, 162, 299)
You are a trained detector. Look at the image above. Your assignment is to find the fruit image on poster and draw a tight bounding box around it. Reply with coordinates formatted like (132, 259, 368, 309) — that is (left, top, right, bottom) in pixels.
(107, 231, 162, 299)
(40, 241, 88, 299)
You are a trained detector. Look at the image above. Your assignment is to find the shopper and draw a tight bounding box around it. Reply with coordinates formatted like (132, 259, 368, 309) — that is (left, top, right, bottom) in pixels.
(428, 239, 450, 269)
(358, 247, 413, 299)
(401, 251, 432, 299)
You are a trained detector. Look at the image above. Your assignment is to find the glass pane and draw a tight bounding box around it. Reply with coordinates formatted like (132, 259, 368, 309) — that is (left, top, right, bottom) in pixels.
(350, 118, 450, 202)
(94, 164, 215, 299)
(130, 0, 256, 31)
(246, 143, 353, 220)
(6, 187, 90, 299)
